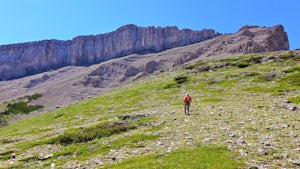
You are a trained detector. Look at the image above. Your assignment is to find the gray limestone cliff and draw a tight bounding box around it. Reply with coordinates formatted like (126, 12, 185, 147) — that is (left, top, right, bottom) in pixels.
(0, 24, 219, 80)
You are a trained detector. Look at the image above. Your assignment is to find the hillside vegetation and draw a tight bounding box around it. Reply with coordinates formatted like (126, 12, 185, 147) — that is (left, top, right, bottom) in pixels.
(0, 51, 299, 168)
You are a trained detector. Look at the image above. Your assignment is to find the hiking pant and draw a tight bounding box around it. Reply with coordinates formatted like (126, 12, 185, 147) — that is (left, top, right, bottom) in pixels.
(184, 102, 190, 114)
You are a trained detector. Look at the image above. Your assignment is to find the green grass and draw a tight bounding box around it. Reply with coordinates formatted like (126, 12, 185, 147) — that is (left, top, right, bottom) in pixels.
(104, 146, 244, 169)
(202, 97, 222, 102)
(105, 134, 160, 149)
(288, 95, 300, 104)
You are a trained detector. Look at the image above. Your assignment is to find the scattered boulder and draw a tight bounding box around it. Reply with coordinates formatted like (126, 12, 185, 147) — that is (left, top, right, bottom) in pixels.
(124, 66, 140, 77)
(202, 137, 216, 143)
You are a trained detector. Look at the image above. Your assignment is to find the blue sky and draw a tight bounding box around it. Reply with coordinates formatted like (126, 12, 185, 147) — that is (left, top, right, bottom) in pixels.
(0, 0, 299, 49)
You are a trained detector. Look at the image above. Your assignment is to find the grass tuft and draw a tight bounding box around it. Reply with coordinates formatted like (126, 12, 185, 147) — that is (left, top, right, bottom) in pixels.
(3, 101, 43, 115)
(174, 75, 189, 84)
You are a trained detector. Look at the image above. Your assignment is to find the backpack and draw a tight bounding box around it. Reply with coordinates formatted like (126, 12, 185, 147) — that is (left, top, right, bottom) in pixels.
(185, 97, 191, 104)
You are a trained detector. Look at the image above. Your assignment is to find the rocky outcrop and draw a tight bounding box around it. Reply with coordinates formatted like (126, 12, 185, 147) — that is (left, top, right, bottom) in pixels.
(0, 24, 219, 80)
(212, 24, 289, 54)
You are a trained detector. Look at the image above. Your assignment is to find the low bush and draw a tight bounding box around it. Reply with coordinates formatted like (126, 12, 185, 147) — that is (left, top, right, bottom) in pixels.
(278, 51, 295, 60)
(242, 56, 263, 64)
(163, 83, 181, 89)
(174, 76, 188, 84)
(51, 122, 136, 145)
(236, 62, 250, 68)
(242, 71, 260, 77)
(184, 65, 196, 70)
(197, 65, 211, 72)
(3, 101, 43, 115)
(26, 93, 42, 101)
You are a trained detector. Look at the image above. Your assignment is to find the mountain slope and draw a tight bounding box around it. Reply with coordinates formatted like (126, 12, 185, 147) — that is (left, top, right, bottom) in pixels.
(0, 50, 299, 168)
(0, 24, 290, 123)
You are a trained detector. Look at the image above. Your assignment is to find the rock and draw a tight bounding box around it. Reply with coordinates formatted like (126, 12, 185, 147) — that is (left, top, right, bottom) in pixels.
(9, 153, 16, 159)
(157, 154, 165, 158)
(202, 137, 215, 143)
(124, 66, 140, 77)
(186, 135, 193, 141)
(262, 55, 276, 62)
(290, 132, 297, 138)
(294, 147, 300, 151)
(26, 74, 50, 88)
(144, 61, 158, 74)
(290, 160, 300, 166)
(238, 149, 248, 156)
(288, 105, 297, 111)
(38, 153, 53, 160)
(227, 145, 234, 151)
(121, 114, 131, 120)
(257, 148, 268, 155)
(213, 24, 289, 54)
(236, 139, 246, 146)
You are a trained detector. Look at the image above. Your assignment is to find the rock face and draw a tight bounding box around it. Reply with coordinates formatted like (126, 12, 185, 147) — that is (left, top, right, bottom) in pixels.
(0, 24, 219, 80)
(212, 25, 289, 54)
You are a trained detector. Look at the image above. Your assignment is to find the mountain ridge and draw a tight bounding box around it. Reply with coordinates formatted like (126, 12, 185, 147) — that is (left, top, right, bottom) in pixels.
(0, 24, 219, 80)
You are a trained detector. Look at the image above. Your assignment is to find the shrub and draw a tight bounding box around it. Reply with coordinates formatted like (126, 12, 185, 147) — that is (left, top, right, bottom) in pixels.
(184, 65, 196, 70)
(26, 93, 42, 101)
(242, 56, 263, 64)
(52, 122, 136, 145)
(278, 51, 295, 60)
(293, 55, 300, 61)
(197, 65, 211, 72)
(3, 101, 43, 115)
(163, 83, 181, 89)
(262, 72, 278, 81)
(236, 62, 250, 68)
(174, 76, 189, 84)
(242, 71, 260, 77)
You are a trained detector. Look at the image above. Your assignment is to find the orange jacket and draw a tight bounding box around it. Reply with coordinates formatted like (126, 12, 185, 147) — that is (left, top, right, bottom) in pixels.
(183, 96, 192, 103)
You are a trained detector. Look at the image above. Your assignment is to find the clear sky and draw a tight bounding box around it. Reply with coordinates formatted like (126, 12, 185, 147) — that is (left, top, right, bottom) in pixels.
(0, 0, 299, 49)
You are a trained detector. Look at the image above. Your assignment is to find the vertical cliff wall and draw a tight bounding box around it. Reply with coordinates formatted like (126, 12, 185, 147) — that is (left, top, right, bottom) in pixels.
(0, 24, 220, 80)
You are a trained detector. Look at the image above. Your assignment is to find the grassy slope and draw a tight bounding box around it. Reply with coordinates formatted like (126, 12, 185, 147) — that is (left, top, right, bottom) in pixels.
(0, 51, 299, 168)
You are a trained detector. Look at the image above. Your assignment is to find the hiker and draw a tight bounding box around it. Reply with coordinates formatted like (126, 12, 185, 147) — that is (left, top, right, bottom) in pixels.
(183, 93, 192, 115)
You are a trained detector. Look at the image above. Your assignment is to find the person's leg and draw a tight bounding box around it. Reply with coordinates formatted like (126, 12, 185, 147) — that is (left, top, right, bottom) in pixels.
(184, 104, 187, 114)
(187, 104, 190, 115)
